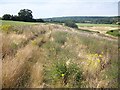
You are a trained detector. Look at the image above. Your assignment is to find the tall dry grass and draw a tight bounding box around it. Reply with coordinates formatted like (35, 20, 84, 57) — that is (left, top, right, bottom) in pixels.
(1, 24, 118, 88)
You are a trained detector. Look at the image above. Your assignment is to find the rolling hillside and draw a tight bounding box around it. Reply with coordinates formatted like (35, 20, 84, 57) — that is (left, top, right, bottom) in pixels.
(0, 21, 118, 88)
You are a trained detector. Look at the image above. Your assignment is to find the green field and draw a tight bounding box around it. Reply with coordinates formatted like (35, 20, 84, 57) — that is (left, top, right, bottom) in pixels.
(77, 23, 118, 27)
(0, 20, 39, 25)
(106, 29, 120, 36)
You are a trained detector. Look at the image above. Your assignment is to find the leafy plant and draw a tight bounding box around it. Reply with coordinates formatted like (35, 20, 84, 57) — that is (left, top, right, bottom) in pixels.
(45, 60, 83, 88)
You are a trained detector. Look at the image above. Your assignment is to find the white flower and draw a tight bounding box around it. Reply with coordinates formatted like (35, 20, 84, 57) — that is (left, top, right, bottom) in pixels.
(78, 53, 80, 57)
(66, 60, 70, 66)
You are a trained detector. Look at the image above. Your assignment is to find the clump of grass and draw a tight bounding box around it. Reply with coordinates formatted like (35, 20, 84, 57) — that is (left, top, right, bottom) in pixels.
(54, 32, 67, 45)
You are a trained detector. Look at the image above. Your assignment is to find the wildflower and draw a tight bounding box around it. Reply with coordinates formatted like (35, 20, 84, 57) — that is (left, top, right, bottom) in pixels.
(97, 59, 100, 63)
(95, 54, 98, 56)
(101, 52, 104, 54)
(78, 53, 80, 57)
(51, 37, 54, 41)
(61, 74, 65, 77)
(94, 62, 98, 67)
(66, 60, 70, 66)
(99, 54, 102, 58)
(61, 45, 65, 48)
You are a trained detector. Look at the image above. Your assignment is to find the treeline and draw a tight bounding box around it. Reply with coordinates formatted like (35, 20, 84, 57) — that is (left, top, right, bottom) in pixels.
(2, 9, 44, 22)
(43, 16, 119, 24)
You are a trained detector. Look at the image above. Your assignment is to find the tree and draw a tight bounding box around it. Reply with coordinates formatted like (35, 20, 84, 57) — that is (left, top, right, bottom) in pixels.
(35, 19, 44, 22)
(18, 9, 33, 22)
(2, 14, 12, 20)
(64, 20, 78, 29)
(11, 15, 19, 21)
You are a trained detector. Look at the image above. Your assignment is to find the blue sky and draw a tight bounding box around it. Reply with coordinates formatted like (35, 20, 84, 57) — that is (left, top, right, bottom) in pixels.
(0, 0, 119, 18)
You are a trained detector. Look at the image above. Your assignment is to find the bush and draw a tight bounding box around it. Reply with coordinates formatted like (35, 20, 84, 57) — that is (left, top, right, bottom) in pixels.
(64, 20, 78, 29)
(45, 60, 83, 88)
(2, 14, 12, 20)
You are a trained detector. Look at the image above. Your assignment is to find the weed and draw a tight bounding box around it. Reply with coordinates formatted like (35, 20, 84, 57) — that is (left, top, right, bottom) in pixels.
(44, 60, 83, 88)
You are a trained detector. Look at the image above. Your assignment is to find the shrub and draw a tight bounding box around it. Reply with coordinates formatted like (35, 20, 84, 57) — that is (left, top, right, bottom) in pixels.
(64, 20, 78, 29)
(2, 14, 12, 20)
(45, 60, 83, 88)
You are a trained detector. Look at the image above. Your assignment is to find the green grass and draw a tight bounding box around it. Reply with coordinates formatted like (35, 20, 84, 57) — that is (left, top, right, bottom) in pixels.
(106, 29, 120, 37)
(76, 23, 118, 27)
(0, 20, 39, 26)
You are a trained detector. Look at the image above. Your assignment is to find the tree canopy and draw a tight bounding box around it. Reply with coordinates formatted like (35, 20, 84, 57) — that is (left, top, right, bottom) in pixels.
(64, 20, 78, 29)
(2, 14, 12, 20)
(18, 9, 33, 22)
(2, 9, 44, 22)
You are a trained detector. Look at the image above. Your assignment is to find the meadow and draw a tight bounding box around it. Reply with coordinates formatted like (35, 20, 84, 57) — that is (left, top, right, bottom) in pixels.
(0, 20, 118, 88)
(0, 20, 39, 26)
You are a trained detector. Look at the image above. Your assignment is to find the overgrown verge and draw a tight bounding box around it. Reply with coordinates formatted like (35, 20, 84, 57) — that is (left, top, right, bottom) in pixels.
(106, 29, 120, 37)
(1, 24, 118, 88)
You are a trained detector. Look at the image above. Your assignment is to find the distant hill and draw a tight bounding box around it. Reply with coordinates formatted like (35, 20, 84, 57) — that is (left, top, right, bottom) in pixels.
(43, 16, 118, 24)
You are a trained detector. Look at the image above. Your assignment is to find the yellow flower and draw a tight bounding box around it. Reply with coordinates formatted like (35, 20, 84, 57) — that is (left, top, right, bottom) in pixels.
(97, 59, 100, 63)
(61, 74, 65, 77)
(95, 54, 98, 56)
(66, 60, 70, 66)
(99, 54, 102, 57)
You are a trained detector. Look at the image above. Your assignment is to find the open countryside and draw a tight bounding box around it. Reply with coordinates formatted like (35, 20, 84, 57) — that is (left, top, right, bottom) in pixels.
(0, 0, 119, 89)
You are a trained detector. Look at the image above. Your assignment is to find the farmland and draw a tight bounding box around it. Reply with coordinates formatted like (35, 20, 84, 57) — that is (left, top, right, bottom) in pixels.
(0, 20, 118, 88)
(0, 20, 39, 26)
(77, 23, 118, 36)
(77, 23, 118, 27)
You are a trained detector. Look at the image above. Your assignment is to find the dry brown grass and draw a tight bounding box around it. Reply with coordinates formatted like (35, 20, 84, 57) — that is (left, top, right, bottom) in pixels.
(1, 24, 118, 88)
(0, 33, 2, 89)
(3, 44, 35, 87)
(2, 24, 53, 88)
